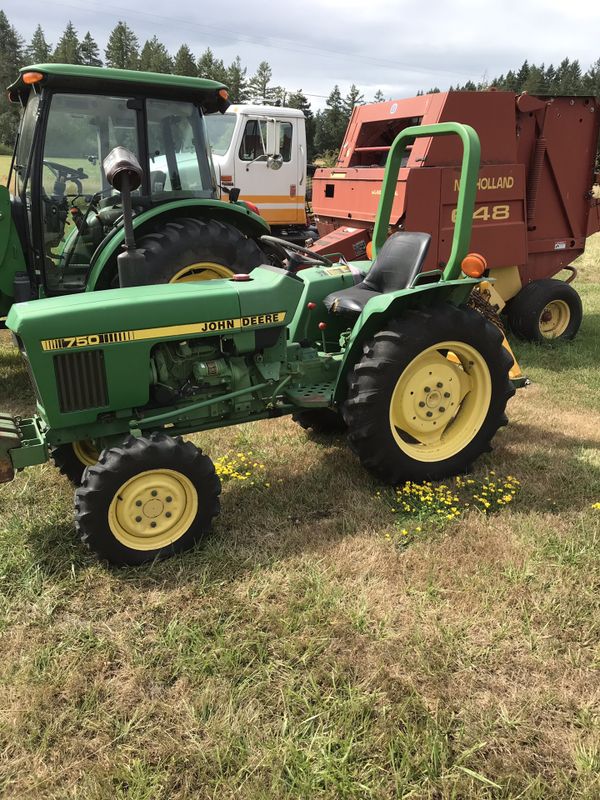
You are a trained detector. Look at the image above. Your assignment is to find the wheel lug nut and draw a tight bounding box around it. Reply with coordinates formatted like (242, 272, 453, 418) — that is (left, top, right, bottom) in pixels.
(135, 500, 142, 507)
(165, 512, 172, 518)
(436, 382, 443, 388)
(424, 386, 431, 393)
(426, 411, 433, 417)
(166, 496, 172, 503)
(135, 516, 142, 523)
(439, 407, 445, 413)
(151, 490, 158, 497)
(150, 521, 157, 528)
(444, 392, 450, 398)
(419, 401, 425, 408)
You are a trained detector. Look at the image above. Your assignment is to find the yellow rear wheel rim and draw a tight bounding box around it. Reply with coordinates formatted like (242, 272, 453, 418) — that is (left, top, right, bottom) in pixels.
(169, 262, 235, 283)
(539, 300, 570, 338)
(108, 469, 198, 551)
(389, 341, 491, 463)
(73, 439, 100, 467)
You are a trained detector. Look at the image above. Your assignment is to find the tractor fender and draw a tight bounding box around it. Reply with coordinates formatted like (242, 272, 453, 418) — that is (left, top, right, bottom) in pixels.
(86, 198, 270, 291)
(0, 186, 27, 318)
(332, 277, 483, 403)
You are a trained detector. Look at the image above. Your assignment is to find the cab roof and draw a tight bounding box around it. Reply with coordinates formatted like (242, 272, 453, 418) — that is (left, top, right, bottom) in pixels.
(8, 64, 230, 113)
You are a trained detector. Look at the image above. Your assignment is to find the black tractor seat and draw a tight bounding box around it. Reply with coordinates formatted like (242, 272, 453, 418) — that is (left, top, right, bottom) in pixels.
(324, 231, 431, 317)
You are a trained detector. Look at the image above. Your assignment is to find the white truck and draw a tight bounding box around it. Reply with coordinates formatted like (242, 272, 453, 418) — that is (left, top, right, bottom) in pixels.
(204, 104, 316, 244)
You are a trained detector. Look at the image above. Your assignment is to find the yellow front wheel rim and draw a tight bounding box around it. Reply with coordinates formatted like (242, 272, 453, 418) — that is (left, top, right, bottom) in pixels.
(73, 439, 100, 467)
(108, 469, 198, 551)
(169, 262, 235, 283)
(389, 341, 492, 463)
(539, 300, 570, 338)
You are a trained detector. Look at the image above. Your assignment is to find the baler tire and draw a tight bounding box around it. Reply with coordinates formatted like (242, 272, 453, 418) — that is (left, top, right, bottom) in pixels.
(51, 441, 99, 485)
(292, 408, 347, 435)
(134, 217, 265, 283)
(74, 433, 221, 566)
(506, 279, 582, 342)
(342, 305, 515, 484)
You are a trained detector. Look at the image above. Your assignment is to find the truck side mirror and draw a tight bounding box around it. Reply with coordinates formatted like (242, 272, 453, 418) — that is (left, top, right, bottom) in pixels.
(103, 146, 143, 192)
(265, 118, 281, 158)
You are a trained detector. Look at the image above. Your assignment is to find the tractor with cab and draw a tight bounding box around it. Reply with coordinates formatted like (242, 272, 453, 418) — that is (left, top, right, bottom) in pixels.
(0, 122, 519, 566)
(1, 63, 274, 323)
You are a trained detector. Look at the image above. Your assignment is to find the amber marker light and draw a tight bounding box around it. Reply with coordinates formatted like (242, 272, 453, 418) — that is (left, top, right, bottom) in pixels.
(218, 89, 229, 100)
(365, 240, 373, 260)
(22, 71, 44, 84)
(461, 253, 487, 278)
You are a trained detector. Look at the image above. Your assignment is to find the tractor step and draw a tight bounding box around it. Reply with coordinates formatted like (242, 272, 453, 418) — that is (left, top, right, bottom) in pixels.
(285, 382, 335, 408)
(0, 414, 48, 484)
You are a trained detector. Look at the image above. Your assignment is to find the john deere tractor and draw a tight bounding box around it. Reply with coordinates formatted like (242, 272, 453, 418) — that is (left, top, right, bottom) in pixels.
(0, 63, 273, 321)
(0, 122, 520, 566)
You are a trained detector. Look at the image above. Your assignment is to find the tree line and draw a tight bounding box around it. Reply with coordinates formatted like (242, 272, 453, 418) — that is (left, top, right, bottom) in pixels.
(0, 10, 599, 161)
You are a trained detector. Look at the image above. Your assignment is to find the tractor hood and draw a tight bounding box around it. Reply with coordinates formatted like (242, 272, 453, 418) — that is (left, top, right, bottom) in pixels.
(8, 266, 303, 429)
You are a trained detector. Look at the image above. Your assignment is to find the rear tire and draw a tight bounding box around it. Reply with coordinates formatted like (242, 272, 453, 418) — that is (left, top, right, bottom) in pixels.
(75, 433, 220, 566)
(506, 279, 582, 342)
(51, 440, 99, 485)
(133, 217, 265, 283)
(343, 305, 514, 484)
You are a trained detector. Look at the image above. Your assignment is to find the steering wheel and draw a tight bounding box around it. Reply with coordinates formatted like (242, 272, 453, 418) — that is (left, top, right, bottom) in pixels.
(43, 160, 89, 196)
(260, 235, 333, 268)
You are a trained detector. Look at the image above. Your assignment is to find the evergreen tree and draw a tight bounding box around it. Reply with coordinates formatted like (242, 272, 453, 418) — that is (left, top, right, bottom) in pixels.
(53, 21, 81, 64)
(342, 84, 364, 119)
(373, 89, 386, 102)
(314, 85, 346, 155)
(515, 60, 530, 91)
(583, 59, 600, 96)
(139, 36, 173, 73)
(80, 32, 102, 67)
(288, 89, 316, 159)
(197, 48, 227, 84)
(248, 61, 276, 104)
(523, 64, 545, 94)
(105, 21, 139, 70)
(0, 10, 23, 145)
(173, 44, 197, 76)
(26, 24, 51, 63)
(226, 56, 248, 103)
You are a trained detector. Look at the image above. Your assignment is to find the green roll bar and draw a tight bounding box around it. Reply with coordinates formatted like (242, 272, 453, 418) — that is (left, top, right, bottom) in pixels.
(371, 122, 481, 282)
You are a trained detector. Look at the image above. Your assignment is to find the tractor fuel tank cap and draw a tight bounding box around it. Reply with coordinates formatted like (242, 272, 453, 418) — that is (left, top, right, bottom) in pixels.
(230, 274, 253, 281)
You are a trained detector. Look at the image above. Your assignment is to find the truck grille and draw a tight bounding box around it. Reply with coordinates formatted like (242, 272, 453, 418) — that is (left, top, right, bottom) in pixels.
(54, 351, 108, 413)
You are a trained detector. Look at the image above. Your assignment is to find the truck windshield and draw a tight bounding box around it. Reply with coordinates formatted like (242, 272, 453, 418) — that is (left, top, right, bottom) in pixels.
(204, 113, 237, 156)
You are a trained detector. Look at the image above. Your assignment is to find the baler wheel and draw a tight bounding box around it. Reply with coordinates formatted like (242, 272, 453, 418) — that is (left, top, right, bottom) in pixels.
(135, 217, 265, 284)
(51, 440, 100, 485)
(506, 279, 582, 342)
(343, 305, 514, 483)
(292, 408, 346, 435)
(74, 433, 221, 566)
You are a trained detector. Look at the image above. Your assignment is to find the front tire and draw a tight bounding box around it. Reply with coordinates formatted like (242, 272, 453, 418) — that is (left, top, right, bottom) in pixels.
(75, 433, 221, 566)
(506, 279, 582, 342)
(343, 305, 515, 484)
(51, 440, 100, 485)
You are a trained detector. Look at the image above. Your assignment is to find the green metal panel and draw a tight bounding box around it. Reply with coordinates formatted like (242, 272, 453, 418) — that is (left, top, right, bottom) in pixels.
(0, 186, 27, 317)
(371, 122, 481, 281)
(85, 199, 270, 290)
(331, 277, 483, 402)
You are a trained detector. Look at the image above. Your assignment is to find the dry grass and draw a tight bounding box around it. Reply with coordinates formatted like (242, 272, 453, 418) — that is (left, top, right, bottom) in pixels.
(0, 236, 599, 799)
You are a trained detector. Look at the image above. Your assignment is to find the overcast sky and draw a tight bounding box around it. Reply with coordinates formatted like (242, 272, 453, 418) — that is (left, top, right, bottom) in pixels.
(7, 0, 600, 107)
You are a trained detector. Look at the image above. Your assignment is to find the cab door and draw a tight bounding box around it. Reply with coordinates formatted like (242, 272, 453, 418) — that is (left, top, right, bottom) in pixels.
(235, 116, 303, 225)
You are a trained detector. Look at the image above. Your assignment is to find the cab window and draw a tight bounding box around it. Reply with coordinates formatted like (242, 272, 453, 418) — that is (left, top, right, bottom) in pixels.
(238, 120, 293, 162)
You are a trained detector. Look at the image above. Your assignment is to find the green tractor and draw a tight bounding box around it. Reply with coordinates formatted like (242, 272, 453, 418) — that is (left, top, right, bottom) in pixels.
(0, 63, 273, 322)
(0, 122, 520, 566)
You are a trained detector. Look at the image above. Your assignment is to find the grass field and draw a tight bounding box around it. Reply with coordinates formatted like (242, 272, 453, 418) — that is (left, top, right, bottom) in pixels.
(0, 238, 599, 799)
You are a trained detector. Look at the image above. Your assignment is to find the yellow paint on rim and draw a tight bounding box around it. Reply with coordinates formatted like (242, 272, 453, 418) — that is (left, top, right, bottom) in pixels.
(108, 468, 198, 551)
(539, 299, 570, 338)
(389, 341, 492, 463)
(72, 439, 100, 467)
(169, 261, 235, 283)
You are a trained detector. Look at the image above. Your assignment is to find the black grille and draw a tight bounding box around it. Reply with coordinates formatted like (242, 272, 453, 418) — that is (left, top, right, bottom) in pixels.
(54, 350, 108, 412)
